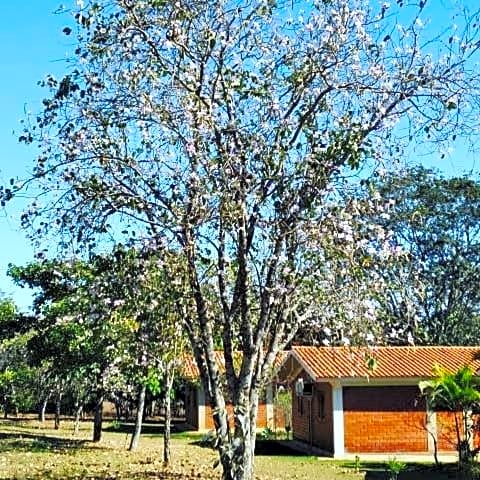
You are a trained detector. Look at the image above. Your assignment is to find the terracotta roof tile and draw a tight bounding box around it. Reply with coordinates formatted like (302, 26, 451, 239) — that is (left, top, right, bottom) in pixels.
(181, 351, 226, 379)
(181, 351, 287, 379)
(291, 346, 480, 380)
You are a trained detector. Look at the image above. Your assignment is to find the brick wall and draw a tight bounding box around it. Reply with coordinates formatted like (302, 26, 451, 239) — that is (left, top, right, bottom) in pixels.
(273, 405, 287, 430)
(292, 380, 333, 452)
(343, 386, 427, 453)
(290, 380, 480, 454)
(292, 392, 309, 443)
(436, 411, 462, 451)
(436, 411, 480, 452)
(203, 401, 269, 430)
(474, 414, 480, 449)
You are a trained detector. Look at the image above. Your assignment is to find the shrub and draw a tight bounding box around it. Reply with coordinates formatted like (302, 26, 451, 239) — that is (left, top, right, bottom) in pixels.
(386, 457, 407, 480)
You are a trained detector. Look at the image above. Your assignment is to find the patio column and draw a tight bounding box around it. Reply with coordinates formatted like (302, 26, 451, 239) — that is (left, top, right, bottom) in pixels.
(198, 386, 207, 430)
(332, 381, 345, 458)
(266, 383, 274, 429)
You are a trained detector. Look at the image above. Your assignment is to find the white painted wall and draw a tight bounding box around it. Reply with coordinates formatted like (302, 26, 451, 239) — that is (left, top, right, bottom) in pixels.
(332, 382, 345, 458)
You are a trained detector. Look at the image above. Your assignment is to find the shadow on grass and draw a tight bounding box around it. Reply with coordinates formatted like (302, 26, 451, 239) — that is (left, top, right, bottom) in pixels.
(357, 462, 459, 480)
(8, 472, 194, 480)
(0, 431, 89, 454)
(104, 422, 163, 436)
(104, 419, 190, 436)
(254, 440, 313, 456)
(190, 438, 314, 458)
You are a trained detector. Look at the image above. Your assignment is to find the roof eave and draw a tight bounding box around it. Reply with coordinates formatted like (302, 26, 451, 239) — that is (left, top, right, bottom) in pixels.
(313, 375, 432, 386)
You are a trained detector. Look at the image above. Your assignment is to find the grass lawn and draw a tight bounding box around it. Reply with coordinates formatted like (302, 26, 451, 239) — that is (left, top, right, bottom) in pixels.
(0, 417, 469, 479)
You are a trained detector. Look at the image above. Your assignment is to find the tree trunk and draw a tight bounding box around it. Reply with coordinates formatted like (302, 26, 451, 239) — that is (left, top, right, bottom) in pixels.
(38, 396, 48, 423)
(163, 367, 175, 464)
(249, 391, 259, 458)
(216, 395, 258, 480)
(73, 403, 83, 436)
(219, 414, 254, 480)
(11, 386, 18, 418)
(54, 394, 62, 430)
(114, 399, 122, 422)
(129, 383, 146, 451)
(93, 388, 104, 442)
(125, 403, 132, 422)
(431, 432, 439, 467)
(204, 390, 232, 480)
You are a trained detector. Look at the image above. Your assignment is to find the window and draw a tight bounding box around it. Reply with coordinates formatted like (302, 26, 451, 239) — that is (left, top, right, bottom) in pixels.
(302, 382, 313, 396)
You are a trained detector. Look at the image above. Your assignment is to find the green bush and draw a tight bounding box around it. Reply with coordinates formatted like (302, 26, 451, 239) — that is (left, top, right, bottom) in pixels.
(259, 427, 274, 440)
(460, 460, 480, 480)
(386, 457, 407, 480)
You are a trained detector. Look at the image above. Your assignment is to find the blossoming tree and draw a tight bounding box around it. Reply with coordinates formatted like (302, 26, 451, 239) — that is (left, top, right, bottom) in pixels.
(5, 0, 480, 478)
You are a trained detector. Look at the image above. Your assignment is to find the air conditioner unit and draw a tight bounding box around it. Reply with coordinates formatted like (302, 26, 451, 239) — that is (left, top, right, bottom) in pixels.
(295, 378, 304, 396)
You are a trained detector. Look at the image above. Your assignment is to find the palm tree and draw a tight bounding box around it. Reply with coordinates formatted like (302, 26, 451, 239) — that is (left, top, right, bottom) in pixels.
(420, 365, 480, 464)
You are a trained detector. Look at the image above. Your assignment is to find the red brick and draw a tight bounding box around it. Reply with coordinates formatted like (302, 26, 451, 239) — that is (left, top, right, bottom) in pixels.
(343, 386, 427, 453)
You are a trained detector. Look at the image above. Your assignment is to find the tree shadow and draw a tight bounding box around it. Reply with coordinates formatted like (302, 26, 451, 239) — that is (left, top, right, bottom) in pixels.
(0, 431, 89, 454)
(103, 420, 175, 436)
(189, 438, 313, 457)
(254, 440, 313, 456)
(360, 462, 457, 480)
(11, 471, 196, 480)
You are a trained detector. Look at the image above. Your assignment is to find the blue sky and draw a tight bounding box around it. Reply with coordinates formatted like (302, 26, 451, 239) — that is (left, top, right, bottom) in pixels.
(0, 1, 72, 309)
(0, 1, 479, 311)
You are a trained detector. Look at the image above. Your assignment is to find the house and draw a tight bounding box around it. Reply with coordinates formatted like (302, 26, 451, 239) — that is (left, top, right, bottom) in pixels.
(278, 346, 480, 457)
(181, 351, 285, 431)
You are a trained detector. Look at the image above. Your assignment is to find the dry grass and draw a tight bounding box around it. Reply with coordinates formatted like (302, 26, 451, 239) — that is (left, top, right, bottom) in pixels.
(0, 417, 463, 479)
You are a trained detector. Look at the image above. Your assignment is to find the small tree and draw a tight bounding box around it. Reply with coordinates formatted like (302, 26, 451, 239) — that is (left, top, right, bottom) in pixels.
(0, 300, 36, 418)
(420, 365, 480, 464)
(94, 248, 189, 457)
(9, 259, 134, 441)
(0, 335, 36, 419)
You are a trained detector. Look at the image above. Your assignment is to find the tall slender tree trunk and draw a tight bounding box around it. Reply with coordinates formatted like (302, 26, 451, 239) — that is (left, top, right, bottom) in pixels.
(73, 403, 83, 436)
(248, 391, 259, 461)
(54, 394, 62, 430)
(93, 387, 104, 442)
(11, 386, 18, 418)
(163, 367, 175, 464)
(38, 396, 48, 423)
(129, 383, 146, 451)
(114, 400, 122, 422)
